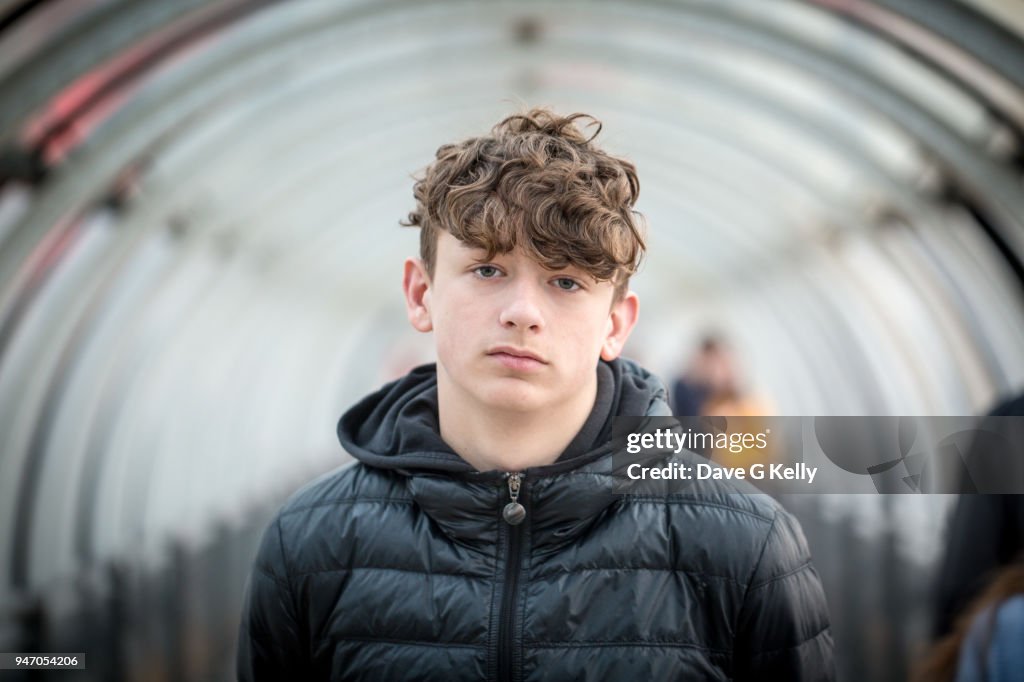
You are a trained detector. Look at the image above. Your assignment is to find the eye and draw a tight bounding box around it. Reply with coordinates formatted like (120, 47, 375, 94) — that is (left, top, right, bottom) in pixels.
(553, 277, 580, 291)
(473, 265, 501, 279)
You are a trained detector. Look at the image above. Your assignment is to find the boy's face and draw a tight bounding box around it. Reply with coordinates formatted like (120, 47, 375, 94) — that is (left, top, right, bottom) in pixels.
(403, 231, 639, 414)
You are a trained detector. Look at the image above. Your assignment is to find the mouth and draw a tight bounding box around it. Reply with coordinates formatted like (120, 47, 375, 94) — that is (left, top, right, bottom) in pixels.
(487, 346, 547, 363)
(487, 346, 548, 371)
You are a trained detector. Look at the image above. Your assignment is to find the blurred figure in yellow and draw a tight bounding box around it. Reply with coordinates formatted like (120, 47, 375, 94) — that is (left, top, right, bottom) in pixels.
(670, 333, 774, 417)
(671, 334, 775, 467)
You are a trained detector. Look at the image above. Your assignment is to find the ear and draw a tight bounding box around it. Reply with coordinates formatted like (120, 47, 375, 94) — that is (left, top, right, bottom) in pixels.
(403, 257, 433, 333)
(601, 291, 639, 361)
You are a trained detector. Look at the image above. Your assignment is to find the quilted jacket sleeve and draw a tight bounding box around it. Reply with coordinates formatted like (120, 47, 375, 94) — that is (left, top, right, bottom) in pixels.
(733, 507, 835, 681)
(237, 515, 309, 681)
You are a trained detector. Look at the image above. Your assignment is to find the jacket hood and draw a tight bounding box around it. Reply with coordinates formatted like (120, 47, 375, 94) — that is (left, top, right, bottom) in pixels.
(337, 357, 670, 479)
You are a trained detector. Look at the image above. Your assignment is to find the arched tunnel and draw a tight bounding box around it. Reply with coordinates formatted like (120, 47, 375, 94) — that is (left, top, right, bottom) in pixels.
(1, 0, 1023, 680)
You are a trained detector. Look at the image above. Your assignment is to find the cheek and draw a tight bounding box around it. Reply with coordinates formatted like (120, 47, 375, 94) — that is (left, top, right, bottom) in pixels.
(562, 318, 608, 367)
(432, 297, 484, 362)
(432, 312, 462, 362)
(580, 306, 613, 345)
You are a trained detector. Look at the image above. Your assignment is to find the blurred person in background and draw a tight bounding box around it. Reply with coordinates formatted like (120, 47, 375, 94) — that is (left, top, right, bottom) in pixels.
(670, 334, 774, 418)
(914, 390, 1024, 681)
(915, 561, 1024, 682)
(671, 334, 776, 469)
(933, 392, 1024, 640)
(670, 333, 724, 417)
(236, 108, 834, 680)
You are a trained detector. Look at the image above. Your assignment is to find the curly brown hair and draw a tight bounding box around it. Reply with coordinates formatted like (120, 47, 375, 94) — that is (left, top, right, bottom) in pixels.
(402, 108, 646, 301)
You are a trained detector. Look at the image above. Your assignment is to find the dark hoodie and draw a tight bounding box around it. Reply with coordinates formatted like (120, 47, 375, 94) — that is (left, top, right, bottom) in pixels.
(238, 358, 834, 681)
(338, 357, 666, 474)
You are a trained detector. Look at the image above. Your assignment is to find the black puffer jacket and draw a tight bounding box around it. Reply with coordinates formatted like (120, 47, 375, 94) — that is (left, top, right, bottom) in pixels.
(238, 360, 834, 681)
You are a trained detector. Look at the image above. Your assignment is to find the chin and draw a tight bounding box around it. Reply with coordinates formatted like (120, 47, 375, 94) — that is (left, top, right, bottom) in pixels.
(476, 381, 549, 413)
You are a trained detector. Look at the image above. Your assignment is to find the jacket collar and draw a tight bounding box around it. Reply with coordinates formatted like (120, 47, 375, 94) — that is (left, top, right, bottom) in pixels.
(338, 358, 670, 548)
(400, 452, 627, 550)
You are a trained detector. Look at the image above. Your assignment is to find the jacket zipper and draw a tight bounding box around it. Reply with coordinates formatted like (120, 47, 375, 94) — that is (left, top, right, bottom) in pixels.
(498, 472, 525, 682)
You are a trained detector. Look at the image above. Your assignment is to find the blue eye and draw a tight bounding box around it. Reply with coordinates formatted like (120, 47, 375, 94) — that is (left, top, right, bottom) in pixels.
(554, 277, 580, 291)
(474, 265, 500, 278)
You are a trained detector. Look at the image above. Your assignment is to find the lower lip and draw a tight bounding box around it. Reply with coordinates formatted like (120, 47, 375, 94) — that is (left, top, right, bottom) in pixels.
(489, 352, 545, 372)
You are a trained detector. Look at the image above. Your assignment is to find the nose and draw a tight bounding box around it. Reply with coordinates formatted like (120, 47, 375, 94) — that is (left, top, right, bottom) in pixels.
(498, 279, 545, 332)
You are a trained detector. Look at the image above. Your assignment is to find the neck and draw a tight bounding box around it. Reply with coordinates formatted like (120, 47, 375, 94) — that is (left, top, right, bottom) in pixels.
(437, 371, 599, 472)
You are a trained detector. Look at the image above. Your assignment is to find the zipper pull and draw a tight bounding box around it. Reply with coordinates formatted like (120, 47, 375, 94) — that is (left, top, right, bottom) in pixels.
(502, 472, 526, 525)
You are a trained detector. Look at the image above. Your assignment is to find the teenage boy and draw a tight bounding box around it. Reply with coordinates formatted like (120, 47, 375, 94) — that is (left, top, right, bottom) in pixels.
(237, 108, 834, 681)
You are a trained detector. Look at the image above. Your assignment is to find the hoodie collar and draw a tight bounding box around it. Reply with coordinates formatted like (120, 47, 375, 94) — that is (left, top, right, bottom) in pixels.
(338, 357, 667, 476)
(337, 358, 669, 545)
